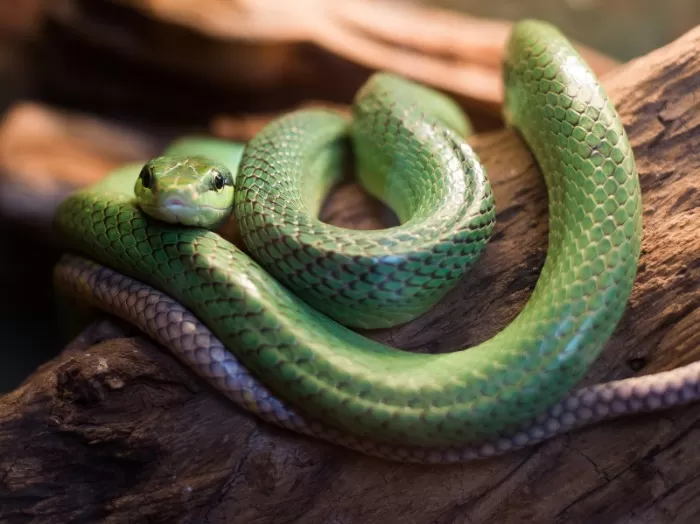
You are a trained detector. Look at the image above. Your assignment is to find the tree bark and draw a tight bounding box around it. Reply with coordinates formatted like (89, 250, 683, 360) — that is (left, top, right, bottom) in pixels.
(1, 25, 699, 524)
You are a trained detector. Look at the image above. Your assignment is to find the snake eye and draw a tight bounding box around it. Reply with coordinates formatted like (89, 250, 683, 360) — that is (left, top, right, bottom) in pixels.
(212, 171, 225, 192)
(139, 164, 153, 189)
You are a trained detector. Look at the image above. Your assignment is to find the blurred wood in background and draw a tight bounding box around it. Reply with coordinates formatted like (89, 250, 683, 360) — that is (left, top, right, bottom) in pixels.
(432, 0, 699, 60)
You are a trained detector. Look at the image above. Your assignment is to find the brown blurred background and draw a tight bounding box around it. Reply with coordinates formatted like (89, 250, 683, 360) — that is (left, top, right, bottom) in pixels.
(0, 0, 697, 392)
(434, 0, 697, 60)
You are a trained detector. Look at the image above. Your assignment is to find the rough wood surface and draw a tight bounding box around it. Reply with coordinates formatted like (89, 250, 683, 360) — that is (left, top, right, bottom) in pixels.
(1, 26, 699, 524)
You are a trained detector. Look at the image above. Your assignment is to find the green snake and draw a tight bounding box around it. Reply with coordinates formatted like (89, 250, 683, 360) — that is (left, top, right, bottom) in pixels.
(52, 20, 699, 463)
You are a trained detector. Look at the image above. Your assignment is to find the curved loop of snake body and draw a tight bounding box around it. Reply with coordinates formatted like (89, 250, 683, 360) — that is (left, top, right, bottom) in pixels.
(52, 20, 697, 462)
(54, 255, 700, 464)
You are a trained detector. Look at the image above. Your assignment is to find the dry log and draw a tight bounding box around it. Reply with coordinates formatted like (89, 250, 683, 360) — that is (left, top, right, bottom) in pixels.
(34, 0, 616, 127)
(0, 102, 161, 228)
(114, 0, 619, 113)
(1, 25, 699, 524)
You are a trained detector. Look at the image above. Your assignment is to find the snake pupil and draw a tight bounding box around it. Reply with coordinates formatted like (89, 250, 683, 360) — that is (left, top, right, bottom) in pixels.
(212, 171, 225, 191)
(139, 164, 152, 189)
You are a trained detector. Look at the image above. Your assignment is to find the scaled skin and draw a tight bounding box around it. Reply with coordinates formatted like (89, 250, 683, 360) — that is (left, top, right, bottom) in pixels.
(54, 20, 642, 448)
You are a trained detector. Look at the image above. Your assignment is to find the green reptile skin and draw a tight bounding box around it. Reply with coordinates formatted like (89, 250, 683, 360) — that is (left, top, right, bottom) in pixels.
(53, 20, 642, 448)
(235, 77, 494, 329)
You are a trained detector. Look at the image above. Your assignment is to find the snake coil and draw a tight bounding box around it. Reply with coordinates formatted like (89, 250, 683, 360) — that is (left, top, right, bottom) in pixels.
(51, 21, 688, 465)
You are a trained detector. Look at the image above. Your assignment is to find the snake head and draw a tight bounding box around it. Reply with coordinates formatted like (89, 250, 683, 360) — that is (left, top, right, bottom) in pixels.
(134, 155, 235, 230)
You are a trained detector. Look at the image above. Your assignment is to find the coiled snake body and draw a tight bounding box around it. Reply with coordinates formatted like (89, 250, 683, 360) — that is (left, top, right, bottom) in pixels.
(53, 21, 699, 462)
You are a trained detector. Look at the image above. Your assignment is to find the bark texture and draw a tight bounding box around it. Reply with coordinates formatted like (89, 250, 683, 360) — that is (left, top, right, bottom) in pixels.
(1, 24, 699, 524)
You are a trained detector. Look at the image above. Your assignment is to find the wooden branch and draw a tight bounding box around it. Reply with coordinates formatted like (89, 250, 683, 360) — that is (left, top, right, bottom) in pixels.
(0, 103, 161, 227)
(113, 0, 618, 113)
(1, 26, 699, 524)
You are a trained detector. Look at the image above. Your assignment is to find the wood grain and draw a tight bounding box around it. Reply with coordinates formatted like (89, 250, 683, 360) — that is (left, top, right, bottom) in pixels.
(0, 25, 698, 524)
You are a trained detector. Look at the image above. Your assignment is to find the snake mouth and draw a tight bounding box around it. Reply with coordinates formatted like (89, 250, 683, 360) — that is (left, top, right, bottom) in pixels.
(164, 197, 187, 208)
(139, 202, 197, 225)
(138, 200, 232, 229)
(162, 202, 191, 218)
